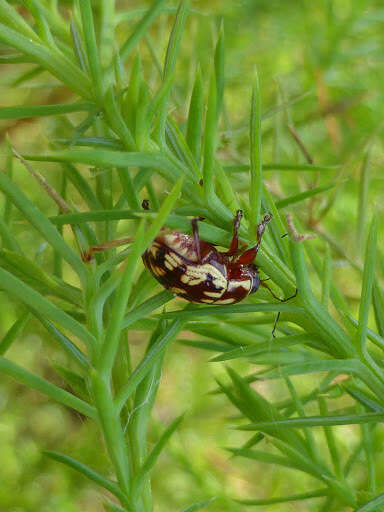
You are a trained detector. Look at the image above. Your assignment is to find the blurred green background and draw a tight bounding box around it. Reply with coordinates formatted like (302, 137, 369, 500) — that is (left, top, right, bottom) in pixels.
(0, 0, 383, 511)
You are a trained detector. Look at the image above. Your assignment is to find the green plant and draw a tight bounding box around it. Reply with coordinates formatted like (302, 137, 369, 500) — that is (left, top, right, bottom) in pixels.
(0, 1, 383, 511)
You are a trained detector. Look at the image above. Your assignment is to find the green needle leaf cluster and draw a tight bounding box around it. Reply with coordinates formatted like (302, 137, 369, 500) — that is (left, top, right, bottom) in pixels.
(0, 1, 382, 511)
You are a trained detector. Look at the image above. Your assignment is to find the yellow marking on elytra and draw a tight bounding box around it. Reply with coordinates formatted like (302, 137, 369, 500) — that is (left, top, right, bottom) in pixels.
(151, 265, 166, 277)
(180, 264, 227, 289)
(149, 243, 160, 257)
(150, 266, 159, 276)
(204, 291, 224, 298)
(167, 252, 183, 266)
(150, 265, 160, 276)
(228, 279, 251, 293)
(215, 298, 236, 304)
(164, 254, 180, 269)
(180, 273, 193, 284)
(189, 278, 206, 285)
(200, 298, 215, 303)
(164, 260, 175, 271)
(168, 287, 186, 295)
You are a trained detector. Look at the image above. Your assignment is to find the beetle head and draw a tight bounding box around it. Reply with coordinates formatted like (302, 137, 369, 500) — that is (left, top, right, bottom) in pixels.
(247, 264, 260, 294)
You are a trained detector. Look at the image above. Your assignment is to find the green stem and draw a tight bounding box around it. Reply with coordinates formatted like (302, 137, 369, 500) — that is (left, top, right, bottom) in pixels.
(90, 370, 131, 505)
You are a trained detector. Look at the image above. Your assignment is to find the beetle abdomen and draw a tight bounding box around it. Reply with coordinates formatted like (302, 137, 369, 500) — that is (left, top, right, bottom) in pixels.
(143, 239, 229, 304)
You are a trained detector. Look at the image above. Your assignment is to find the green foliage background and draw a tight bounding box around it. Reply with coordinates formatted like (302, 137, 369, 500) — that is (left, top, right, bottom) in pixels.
(0, 1, 383, 511)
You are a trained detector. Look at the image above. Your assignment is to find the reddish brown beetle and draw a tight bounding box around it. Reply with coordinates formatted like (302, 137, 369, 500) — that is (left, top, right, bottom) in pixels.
(142, 210, 285, 305)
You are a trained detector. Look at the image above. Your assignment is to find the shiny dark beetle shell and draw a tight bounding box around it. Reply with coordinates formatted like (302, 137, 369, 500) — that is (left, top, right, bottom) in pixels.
(142, 211, 272, 305)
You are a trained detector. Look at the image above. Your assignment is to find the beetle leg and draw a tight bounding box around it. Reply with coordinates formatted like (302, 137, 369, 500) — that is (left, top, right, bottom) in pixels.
(272, 312, 280, 338)
(226, 209, 243, 256)
(83, 199, 148, 262)
(191, 218, 202, 262)
(81, 237, 133, 262)
(261, 284, 297, 337)
(236, 213, 272, 264)
(260, 280, 298, 302)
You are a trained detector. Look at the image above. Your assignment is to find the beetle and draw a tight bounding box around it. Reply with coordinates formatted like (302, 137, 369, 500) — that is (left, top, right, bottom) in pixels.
(142, 209, 288, 305)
